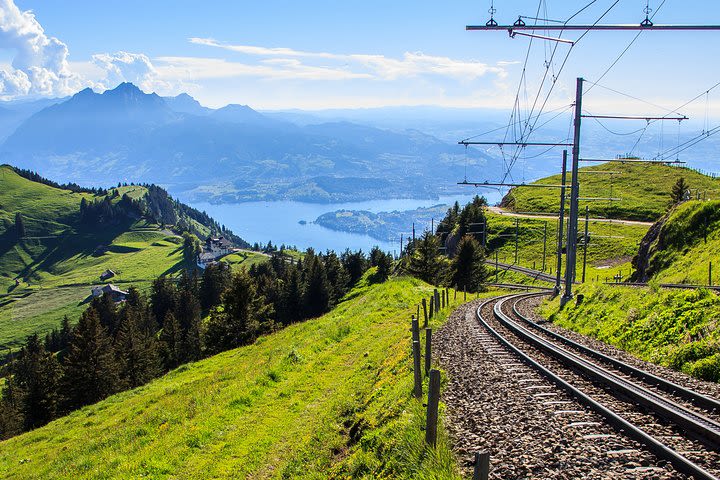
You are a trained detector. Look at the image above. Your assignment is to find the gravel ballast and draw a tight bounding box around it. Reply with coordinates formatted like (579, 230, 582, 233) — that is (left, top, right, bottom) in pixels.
(435, 298, 687, 480)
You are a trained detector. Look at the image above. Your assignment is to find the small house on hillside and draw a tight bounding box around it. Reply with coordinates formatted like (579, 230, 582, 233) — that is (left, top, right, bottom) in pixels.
(100, 269, 116, 281)
(197, 252, 218, 269)
(197, 236, 234, 268)
(91, 284, 128, 302)
(205, 236, 233, 255)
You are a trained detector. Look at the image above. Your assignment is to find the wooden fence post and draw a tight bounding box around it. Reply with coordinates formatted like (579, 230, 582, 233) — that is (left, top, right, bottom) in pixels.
(412, 341, 422, 398)
(424, 328, 432, 375)
(473, 451, 490, 480)
(441, 289, 445, 309)
(429, 296, 434, 320)
(464, 289, 467, 302)
(422, 298, 428, 327)
(445, 287, 449, 307)
(425, 369, 441, 446)
(434, 290, 440, 314)
(411, 315, 420, 343)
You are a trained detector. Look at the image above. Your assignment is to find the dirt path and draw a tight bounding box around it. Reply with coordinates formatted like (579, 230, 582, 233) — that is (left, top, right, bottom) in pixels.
(487, 206, 654, 227)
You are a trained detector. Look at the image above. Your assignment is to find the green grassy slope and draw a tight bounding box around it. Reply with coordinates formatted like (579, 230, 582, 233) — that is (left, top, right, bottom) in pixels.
(633, 200, 720, 285)
(0, 276, 475, 479)
(0, 166, 187, 353)
(485, 211, 648, 283)
(501, 163, 719, 222)
(540, 284, 720, 382)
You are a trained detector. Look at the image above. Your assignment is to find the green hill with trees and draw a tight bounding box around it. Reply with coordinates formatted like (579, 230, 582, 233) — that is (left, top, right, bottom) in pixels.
(0, 165, 247, 355)
(501, 163, 719, 221)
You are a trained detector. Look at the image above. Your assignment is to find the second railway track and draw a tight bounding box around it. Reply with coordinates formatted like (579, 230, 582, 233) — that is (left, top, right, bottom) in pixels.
(477, 293, 720, 480)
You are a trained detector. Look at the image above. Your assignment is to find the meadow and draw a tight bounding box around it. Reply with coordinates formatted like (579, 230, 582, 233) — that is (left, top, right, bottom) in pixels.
(0, 276, 487, 479)
(502, 163, 719, 222)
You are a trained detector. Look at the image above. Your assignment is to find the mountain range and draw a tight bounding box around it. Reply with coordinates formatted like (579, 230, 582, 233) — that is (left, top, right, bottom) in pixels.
(0, 83, 498, 203)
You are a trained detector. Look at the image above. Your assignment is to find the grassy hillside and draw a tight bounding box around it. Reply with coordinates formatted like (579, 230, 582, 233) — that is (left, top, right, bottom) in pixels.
(0, 165, 236, 354)
(484, 211, 648, 284)
(501, 163, 719, 222)
(0, 276, 475, 479)
(632, 200, 720, 285)
(541, 284, 720, 382)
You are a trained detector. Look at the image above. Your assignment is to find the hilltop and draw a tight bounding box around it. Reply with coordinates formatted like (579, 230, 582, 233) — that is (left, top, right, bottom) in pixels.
(501, 163, 719, 222)
(0, 165, 247, 353)
(0, 276, 465, 479)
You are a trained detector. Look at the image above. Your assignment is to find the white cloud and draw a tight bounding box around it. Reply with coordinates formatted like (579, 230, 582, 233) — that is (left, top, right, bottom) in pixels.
(156, 55, 371, 82)
(91, 51, 178, 94)
(0, 0, 81, 97)
(187, 37, 506, 81)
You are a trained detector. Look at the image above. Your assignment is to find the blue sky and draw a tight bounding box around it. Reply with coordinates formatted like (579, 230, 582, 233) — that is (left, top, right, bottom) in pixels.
(2, 0, 719, 116)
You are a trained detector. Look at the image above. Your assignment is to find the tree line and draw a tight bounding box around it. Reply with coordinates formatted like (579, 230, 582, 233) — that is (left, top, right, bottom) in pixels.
(11, 166, 108, 195)
(0, 246, 394, 439)
(401, 195, 489, 291)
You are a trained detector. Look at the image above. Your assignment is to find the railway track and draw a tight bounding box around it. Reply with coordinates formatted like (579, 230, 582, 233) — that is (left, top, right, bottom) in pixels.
(486, 260, 557, 284)
(476, 293, 720, 480)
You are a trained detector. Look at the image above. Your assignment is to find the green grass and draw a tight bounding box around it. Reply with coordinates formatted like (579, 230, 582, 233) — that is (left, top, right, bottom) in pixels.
(485, 211, 648, 284)
(220, 250, 269, 270)
(540, 284, 720, 382)
(637, 200, 720, 285)
(0, 276, 488, 479)
(0, 166, 187, 353)
(502, 163, 719, 222)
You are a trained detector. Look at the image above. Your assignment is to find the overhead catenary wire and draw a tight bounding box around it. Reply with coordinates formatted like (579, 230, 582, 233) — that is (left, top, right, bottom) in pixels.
(584, 0, 668, 95)
(502, 0, 621, 183)
(499, 0, 601, 178)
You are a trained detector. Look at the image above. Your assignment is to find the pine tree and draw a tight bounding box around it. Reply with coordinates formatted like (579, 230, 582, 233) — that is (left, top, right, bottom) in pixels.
(61, 308, 119, 410)
(323, 251, 350, 304)
(406, 231, 444, 285)
(204, 269, 273, 353)
(0, 377, 23, 439)
(151, 277, 177, 327)
(200, 262, 232, 310)
(303, 256, 331, 317)
(115, 306, 161, 389)
(450, 235, 487, 292)
(671, 177, 690, 205)
(91, 293, 119, 335)
(175, 289, 202, 362)
(341, 249, 368, 285)
(160, 311, 183, 369)
(279, 266, 303, 325)
(11, 334, 62, 430)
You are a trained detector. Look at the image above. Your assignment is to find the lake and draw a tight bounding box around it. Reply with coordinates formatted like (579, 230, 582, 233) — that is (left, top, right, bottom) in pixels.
(192, 192, 502, 254)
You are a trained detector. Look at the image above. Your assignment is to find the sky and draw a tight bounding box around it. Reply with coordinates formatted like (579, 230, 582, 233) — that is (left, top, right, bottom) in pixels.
(1, 0, 719, 118)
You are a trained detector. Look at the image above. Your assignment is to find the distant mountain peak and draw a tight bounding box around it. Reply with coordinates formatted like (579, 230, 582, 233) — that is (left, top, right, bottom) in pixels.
(107, 82, 142, 94)
(163, 92, 209, 116)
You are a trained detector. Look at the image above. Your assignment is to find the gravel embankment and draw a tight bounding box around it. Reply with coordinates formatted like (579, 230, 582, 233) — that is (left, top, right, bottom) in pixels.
(435, 299, 685, 480)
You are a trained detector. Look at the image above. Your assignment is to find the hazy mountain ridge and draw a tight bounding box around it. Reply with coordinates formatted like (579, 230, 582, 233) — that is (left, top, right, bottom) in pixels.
(0, 83, 496, 203)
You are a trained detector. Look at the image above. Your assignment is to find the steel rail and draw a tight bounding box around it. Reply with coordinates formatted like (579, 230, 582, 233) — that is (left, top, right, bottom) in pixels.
(475, 295, 720, 480)
(510, 295, 720, 413)
(493, 296, 720, 450)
